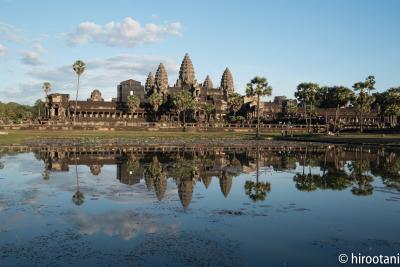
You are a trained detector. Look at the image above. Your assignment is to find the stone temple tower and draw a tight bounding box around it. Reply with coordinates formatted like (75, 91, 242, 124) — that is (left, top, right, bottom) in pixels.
(154, 63, 168, 96)
(203, 75, 214, 89)
(145, 72, 155, 95)
(220, 67, 234, 97)
(177, 53, 196, 88)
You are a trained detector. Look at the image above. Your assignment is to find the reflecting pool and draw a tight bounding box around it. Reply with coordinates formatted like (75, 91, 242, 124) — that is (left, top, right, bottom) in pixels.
(0, 144, 399, 266)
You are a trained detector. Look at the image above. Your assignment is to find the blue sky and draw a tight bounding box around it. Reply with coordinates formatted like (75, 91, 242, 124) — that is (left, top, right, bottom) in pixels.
(0, 0, 399, 104)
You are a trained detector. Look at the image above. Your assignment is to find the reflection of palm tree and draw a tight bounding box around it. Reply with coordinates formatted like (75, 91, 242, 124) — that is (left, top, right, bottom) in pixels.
(351, 174, 373, 196)
(370, 152, 400, 191)
(244, 146, 271, 202)
(42, 160, 50, 180)
(348, 147, 374, 196)
(294, 146, 352, 192)
(72, 155, 84, 205)
(293, 146, 317, 192)
(42, 169, 50, 180)
(244, 180, 271, 202)
(320, 168, 352, 191)
(293, 173, 318, 192)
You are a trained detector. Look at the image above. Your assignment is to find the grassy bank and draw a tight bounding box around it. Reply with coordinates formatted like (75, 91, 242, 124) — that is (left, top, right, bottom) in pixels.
(1, 130, 400, 146)
(278, 133, 400, 146)
(0, 130, 282, 145)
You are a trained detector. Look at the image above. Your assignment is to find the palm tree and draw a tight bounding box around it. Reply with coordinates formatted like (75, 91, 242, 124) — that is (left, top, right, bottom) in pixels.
(227, 92, 244, 121)
(42, 82, 51, 118)
(202, 102, 215, 125)
(333, 86, 354, 132)
(295, 83, 319, 133)
(246, 76, 273, 138)
(42, 81, 51, 97)
(148, 91, 163, 121)
(352, 76, 376, 133)
(72, 60, 86, 125)
(172, 90, 194, 130)
(127, 94, 140, 121)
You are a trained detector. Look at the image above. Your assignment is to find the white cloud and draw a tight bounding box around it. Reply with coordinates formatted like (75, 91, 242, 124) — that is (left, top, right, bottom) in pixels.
(1, 54, 180, 104)
(21, 43, 44, 65)
(66, 17, 182, 47)
(0, 43, 7, 57)
(16, 54, 179, 104)
(0, 22, 24, 43)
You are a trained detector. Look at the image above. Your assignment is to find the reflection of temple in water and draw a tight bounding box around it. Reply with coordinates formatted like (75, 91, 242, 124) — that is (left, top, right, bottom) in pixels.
(3, 144, 397, 208)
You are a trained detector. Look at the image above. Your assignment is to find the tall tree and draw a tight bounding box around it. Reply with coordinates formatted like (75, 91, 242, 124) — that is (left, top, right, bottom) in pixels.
(318, 86, 354, 132)
(148, 92, 163, 121)
(353, 75, 376, 133)
(42, 81, 51, 118)
(332, 86, 355, 132)
(295, 83, 319, 132)
(72, 60, 86, 125)
(374, 87, 400, 127)
(127, 95, 140, 121)
(173, 90, 194, 129)
(42, 81, 51, 97)
(227, 92, 244, 120)
(202, 102, 215, 124)
(316, 86, 330, 132)
(246, 76, 272, 138)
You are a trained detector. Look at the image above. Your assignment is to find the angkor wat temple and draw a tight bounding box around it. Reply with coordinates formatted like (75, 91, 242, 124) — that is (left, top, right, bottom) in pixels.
(43, 53, 380, 128)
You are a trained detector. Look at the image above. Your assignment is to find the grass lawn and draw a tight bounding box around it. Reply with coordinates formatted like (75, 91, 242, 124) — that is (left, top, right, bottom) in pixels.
(0, 130, 283, 145)
(279, 133, 400, 145)
(2, 130, 400, 146)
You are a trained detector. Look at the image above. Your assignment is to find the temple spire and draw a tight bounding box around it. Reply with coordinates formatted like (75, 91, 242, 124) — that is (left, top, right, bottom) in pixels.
(203, 75, 213, 89)
(154, 63, 168, 93)
(145, 72, 155, 94)
(179, 53, 195, 86)
(220, 67, 234, 95)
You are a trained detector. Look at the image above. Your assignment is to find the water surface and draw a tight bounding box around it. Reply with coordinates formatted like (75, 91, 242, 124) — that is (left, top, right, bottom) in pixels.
(0, 145, 399, 266)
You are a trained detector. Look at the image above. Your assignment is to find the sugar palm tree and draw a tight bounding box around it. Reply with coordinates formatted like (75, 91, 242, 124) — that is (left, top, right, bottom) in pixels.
(72, 60, 86, 125)
(227, 92, 244, 120)
(333, 86, 354, 132)
(42, 82, 51, 118)
(246, 76, 272, 138)
(353, 75, 376, 133)
(173, 90, 194, 130)
(148, 91, 163, 121)
(42, 81, 51, 97)
(127, 94, 140, 121)
(295, 83, 319, 132)
(202, 102, 215, 124)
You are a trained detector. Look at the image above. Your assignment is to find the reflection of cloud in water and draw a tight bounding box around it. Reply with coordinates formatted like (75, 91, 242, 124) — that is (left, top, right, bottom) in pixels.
(69, 210, 179, 240)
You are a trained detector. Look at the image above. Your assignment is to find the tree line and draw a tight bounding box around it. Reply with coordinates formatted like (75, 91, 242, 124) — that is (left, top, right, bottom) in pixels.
(2, 57, 400, 134)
